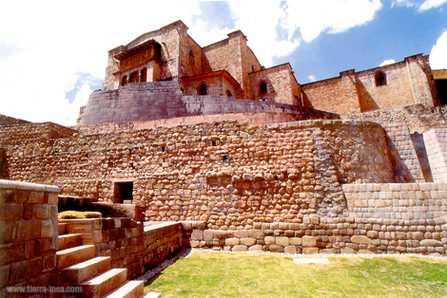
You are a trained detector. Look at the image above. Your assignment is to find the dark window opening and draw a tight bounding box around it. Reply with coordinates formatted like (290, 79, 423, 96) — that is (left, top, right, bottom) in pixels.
(129, 71, 139, 83)
(222, 154, 229, 162)
(140, 68, 147, 83)
(161, 145, 166, 152)
(259, 81, 268, 95)
(114, 181, 133, 203)
(251, 65, 255, 72)
(211, 140, 217, 146)
(375, 70, 387, 87)
(198, 83, 208, 95)
(226, 90, 232, 97)
(121, 75, 128, 86)
(436, 79, 447, 106)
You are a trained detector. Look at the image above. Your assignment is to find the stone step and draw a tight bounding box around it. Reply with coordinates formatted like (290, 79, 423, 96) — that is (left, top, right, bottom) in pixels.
(56, 244, 95, 269)
(57, 233, 83, 250)
(58, 223, 67, 235)
(61, 256, 111, 284)
(81, 268, 127, 298)
(104, 280, 144, 298)
(144, 292, 161, 298)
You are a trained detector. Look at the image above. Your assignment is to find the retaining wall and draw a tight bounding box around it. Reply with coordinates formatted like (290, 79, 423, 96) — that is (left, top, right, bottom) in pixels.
(0, 180, 59, 296)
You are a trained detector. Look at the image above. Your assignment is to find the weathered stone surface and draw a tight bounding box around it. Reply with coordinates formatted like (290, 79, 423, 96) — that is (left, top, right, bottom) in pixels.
(420, 239, 443, 247)
(289, 237, 302, 246)
(264, 236, 275, 245)
(232, 245, 248, 252)
(225, 238, 240, 246)
(268, 244, 284, 253)
(240, 238, 256, 246)
(275, 237, 289, 246)
(284, 246, 297, 254)
(351, 235, 371, 244)
(248, 245, 263, 251)
(303, 247, 319, 254)
(302, 236, 318, 247)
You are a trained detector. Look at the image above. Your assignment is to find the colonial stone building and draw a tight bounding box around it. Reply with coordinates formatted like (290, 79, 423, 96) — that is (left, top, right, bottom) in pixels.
(79, 20, 444, 126)
(104, 20, 299, 105)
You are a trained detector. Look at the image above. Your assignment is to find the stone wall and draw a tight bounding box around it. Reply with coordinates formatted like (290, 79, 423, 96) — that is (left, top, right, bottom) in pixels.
(302, 71, 361, 114)
(342, 104, 447, 182)
(4, 120, 393, 229)
(0, 122, 76, 147)
(424, 128, 447, 183)
(249, 64, 299, 106)
(0, 180, 58, 296)
(0, 114, 29, 127)
(344, 183, 447, 219)
(188, 182, 447, 255)
(59, 219, 183, 279)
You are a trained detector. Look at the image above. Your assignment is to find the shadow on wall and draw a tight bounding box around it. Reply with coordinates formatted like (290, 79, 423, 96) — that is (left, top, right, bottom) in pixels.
(385, 134, 416, 182)
(411, 132, 434, 182)
(356, 80, 379, 112)
(254, 78, 277, 101)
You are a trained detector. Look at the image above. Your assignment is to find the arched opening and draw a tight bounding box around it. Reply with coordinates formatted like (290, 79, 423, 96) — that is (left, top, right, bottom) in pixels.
(140, 68, 147, 83)
(198, 83, 208, 95)
(259, 81, 268, 95)
(226, 90, 232, 97)
(375, 70, 387, 87)
(120, 75, 128, 86)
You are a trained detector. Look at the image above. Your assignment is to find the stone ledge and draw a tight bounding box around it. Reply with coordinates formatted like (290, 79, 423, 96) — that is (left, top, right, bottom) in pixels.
(0, 179, 59, 192)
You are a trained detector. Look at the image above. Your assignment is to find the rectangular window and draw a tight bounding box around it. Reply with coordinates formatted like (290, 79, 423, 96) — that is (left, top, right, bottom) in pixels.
(113, 181, 133, 203)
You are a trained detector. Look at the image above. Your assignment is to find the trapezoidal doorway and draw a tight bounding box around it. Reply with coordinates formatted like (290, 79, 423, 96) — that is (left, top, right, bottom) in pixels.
(113, 181, 133, 203)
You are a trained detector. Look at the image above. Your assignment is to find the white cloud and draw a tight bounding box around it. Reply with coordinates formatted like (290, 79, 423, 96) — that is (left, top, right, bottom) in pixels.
(391, 0, 447, 10)
(419, 0, 447, 10)
(379, 59, 396, 66)
(307, 75, 317, 82)
(0, 0, 383, 126)
(430, 30, 447, 69)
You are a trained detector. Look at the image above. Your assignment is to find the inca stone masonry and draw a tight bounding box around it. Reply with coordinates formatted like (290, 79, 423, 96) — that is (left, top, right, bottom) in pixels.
(2, 20, 447, 296)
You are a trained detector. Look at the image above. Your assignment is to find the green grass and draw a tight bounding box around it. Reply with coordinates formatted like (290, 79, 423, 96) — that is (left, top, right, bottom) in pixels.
(144, 252, 447, 298)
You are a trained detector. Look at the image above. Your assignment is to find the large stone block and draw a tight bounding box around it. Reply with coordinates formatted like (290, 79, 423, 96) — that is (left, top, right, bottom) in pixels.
(240, 238, 256, 246)
(232, 245, 248, 252)
(284, 246, 297, 254)
(191, 229, 203, 241)
(420, 239, 443, 247)
(264, 236, 275, 245)
(351, 235, 370, 244)
(302, 236, 318, 247)
(225, 238, 239, 246)
(275, 237, 289, 246)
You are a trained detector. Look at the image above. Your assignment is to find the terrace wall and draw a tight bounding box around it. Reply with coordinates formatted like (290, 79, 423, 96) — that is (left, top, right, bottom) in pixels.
(3, 120, 393, 229)
(189, 183, 447, 255)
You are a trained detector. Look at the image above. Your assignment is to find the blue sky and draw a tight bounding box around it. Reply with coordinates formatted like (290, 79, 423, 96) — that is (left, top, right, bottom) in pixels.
(0, 0, 446, 125)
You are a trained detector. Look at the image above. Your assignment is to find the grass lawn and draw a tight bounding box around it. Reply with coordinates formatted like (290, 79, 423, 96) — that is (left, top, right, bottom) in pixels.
(144, 251, 447, 297)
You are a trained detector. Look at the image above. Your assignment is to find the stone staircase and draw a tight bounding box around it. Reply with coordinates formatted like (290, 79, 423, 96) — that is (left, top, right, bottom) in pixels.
(56, 222, 145, 297)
